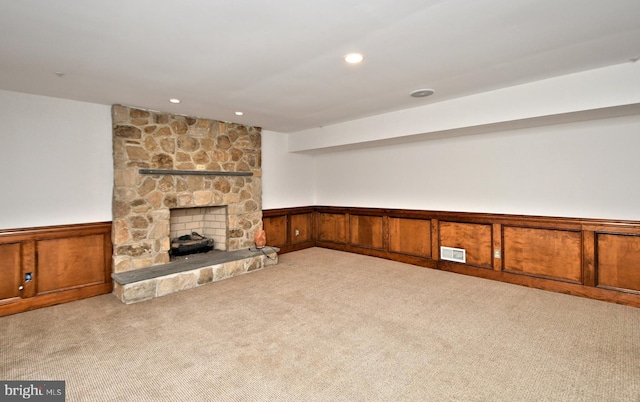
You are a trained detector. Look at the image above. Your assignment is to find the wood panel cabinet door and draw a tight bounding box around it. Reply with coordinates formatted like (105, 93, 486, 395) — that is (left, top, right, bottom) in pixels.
(597, 233, 640, 293)
(263, 216, 288, 248)
(0, 243, 22, 304)
(36, 234, 108, 295)
(350, 215, 384, 250)
(439, 221, 493, 268)
(389, 217, 432, 258)
(318, 213, 347, 244)
(503, 226, 582, 283)
(290, 214, 312, 244)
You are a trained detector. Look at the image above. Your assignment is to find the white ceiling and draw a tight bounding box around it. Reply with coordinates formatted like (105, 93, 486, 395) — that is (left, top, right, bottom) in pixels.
(1, 0, 639, 133)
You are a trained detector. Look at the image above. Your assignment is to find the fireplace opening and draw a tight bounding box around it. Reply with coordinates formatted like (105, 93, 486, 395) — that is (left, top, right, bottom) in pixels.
(170, 232, 214, 256)
(169, 206, 227, 260)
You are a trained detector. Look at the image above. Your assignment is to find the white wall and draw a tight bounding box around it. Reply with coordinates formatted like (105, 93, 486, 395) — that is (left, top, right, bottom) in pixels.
(3, 87, 638, 229)
(289, 62, 640, 153)
(312, 115, 640, 221)
(261, 130, 315, 209)
(0, 90, 113, 229)
(282, 63, 640, 221)
(0, 91, 315, 229)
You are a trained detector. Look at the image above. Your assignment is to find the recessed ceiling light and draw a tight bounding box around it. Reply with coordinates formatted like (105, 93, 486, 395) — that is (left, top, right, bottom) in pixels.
(234, 111, 244, 116)
(169, 98, 181, 104)
(410, 88, 435, 98)
(344, 53, 364, 64)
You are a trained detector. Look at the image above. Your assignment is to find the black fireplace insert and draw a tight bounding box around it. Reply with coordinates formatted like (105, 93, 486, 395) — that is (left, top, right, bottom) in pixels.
(170, 232, 214, 256)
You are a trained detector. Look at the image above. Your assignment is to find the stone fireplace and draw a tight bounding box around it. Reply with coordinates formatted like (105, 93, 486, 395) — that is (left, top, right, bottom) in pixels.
(110, 105, 275, 303)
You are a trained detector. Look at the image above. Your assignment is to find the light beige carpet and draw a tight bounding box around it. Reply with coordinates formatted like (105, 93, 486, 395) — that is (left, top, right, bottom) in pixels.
(1, 247, 639, 401)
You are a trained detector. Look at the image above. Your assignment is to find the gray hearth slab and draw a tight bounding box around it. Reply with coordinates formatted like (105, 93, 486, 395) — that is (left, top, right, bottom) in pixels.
(112, 246, 279, 285)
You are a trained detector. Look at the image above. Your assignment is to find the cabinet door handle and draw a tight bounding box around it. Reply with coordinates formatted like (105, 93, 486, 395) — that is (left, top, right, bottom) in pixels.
(18, 285, 24, 291)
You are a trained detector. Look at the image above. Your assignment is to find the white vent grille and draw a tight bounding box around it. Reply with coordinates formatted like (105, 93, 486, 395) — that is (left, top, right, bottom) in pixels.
(440, 246, 466, 263)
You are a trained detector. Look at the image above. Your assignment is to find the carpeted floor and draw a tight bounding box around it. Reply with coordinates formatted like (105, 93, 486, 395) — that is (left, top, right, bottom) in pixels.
(1, 247, 639, 401)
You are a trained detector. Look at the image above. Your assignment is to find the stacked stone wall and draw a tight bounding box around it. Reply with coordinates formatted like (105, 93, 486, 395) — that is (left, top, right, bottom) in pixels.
(111, 105, 262, 273)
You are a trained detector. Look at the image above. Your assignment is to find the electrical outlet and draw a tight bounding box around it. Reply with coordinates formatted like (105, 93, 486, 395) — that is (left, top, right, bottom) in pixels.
(494, 249, 501, 258)
(295, 229, 300, 236)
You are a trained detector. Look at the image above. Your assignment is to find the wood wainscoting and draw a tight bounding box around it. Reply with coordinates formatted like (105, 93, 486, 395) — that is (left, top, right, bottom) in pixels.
(263, 207, 315, 253)
(263, 206, 640, 307)
(0, 222, 112, 316)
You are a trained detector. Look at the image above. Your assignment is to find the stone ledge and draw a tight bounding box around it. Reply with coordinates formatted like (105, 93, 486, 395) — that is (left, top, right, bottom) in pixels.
(112, 247, 278, 304)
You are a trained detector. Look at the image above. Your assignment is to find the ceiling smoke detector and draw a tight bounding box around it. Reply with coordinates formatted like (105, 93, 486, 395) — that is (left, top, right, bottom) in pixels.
(410, 88, 435, 98)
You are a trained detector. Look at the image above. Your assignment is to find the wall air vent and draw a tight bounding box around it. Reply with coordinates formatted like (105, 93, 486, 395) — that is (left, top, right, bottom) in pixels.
(440, 246, 466, 263)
